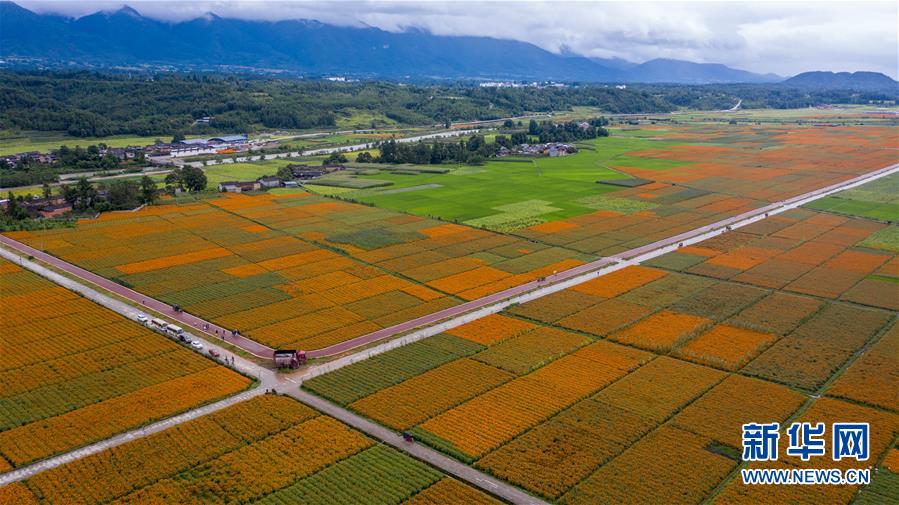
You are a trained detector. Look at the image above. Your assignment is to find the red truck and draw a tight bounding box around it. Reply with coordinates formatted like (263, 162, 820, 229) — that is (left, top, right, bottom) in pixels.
(273, 350, 307, 369)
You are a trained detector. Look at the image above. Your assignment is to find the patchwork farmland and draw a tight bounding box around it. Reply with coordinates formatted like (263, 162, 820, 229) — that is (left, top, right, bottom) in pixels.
(6, 123, 897, 356)
(305, 206, 898, 502)
(339, 125, 897, 242)
(3, 395, 502, 505)
(0, 258, 252, 470)
(2, 117, 897, 504)
(5, 193, 589, 352)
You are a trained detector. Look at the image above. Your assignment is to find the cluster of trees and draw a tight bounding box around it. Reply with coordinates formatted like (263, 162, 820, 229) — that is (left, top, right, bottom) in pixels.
(3, 175, 159, 226)
(322, 152, 348, 165)
(0, 158, 58, 187)
(0, 143, 149, 188)
(359, 119, 612, 165)
(641, 83, 899, 110)
(59, 176, 159, 212)
(56, 144, 123, 169)
(357, 135, 501, 165)
(163, 166, 208, 193)
(527, 119, 609, 142)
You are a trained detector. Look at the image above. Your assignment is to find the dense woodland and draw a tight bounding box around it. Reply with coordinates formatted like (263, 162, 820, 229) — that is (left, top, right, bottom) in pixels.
(1, 71, 895, 139)
(0, 72, 658, 137)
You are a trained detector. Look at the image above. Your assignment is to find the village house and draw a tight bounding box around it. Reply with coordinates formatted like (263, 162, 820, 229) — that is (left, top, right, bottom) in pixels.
(37, 202, 73, 218)
(218, 181, 261, 193)
(287, 163, 346, 179)
(257, 175, 281, 188)
(102, 146, 141, 161)
(511, 143, 577, 157)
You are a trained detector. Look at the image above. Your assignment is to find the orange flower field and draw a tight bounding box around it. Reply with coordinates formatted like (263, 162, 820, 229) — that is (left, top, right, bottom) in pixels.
(674, 324, 777, 370)
(304, 200, 897, 502)
(8, 192, 591, 351)
(4, 119, 898, 504)
(8, 395, 499, 505)
(0, 258, 250, 469)
(404, 478, 502, 505)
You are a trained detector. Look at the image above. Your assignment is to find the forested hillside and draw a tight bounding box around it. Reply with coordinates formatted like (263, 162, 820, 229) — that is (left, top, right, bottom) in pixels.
(0, 72, 672, 137)
(1, 72, 896, 138)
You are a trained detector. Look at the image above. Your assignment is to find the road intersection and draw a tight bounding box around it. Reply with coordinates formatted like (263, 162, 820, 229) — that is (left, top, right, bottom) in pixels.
(0, 161, 895, 503)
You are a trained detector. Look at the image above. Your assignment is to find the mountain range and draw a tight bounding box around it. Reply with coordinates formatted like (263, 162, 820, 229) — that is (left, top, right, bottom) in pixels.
(782, 71, 898, 91)
(0, 2, 894, 88)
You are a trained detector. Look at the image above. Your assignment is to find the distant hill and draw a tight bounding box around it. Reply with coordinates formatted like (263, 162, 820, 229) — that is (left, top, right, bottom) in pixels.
(0, 1, 780, 84)
(621, 59, 781, 84)
(783, 71, 898, 91)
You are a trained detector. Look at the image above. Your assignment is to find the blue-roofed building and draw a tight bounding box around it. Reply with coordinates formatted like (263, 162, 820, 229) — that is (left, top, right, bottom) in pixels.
(178, 138, 210, 145)
(177, 134, 247, 145)
(209, 134, 248, 143)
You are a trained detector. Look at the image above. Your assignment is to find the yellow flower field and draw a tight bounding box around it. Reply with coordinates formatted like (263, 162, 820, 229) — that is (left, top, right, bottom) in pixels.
(0, 258, 250, 468)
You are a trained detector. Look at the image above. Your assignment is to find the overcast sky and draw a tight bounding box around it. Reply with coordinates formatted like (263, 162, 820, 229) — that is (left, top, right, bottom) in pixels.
(18, 1, 899, 78)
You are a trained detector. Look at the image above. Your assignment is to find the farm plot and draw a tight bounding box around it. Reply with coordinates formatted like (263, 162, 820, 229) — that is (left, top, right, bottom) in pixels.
(670, 208, 898, 306)
(476, 357, 724, 499)
(5, 395, 499, 505)
(515, 124, 897, 254)
(826, 321, 898, 411)
(805, 172, 899, 222)
(342, 124, 896, 251)
(0, 258, 250, 468)
(715, 397, 899, 505)
(301, 203, 897, 503)
(8, 191, 590, 351)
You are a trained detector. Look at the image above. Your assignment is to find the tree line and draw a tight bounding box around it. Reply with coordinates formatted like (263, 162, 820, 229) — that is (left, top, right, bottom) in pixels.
(357, 120, 609, 165)
(357, 136, 498, 165)
(527, 118, 609, 142)
(0, 71, 673, 138)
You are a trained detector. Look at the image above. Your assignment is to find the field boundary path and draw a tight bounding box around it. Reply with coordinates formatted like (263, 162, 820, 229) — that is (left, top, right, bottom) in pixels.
(287, 389, 547, 505)
(1, 162, 897, 363)
(0, 249, 547, 504)
(0, 235, 275, 358)
(0, 163, 895, 502)
(0, 390, 262, 488)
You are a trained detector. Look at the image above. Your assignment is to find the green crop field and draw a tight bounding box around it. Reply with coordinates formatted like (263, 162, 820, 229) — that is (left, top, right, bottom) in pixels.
(668, 104, 899, 124)
(805, 173, 899, 221)
(0, 131, 208, 155)
(202, 160, 291, 185)
(327, 135, 680, 230)
(335, 108, 400, 129)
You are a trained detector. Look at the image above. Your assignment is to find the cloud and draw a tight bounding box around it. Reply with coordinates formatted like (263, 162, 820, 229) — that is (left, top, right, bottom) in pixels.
(17, 0, 899, 77)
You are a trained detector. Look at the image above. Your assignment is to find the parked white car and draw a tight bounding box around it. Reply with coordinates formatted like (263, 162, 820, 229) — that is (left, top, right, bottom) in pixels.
(190, 340, 204, 350)
(136, 314, 148, 324)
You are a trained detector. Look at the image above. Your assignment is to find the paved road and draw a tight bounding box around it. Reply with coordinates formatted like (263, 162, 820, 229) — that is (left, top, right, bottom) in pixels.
(300, 128, 480, 156)
(287, 389, 546, 505)
(0, 248, 278, 386)
(309, 160, 899, 356)
(2, 162, 896, 362)
(0, 235, 276, 359)
(0, 251, 544, 503)
(197, 128, 482, 165)
(0, 389, 264, 488)
(2, 162, 895, 499)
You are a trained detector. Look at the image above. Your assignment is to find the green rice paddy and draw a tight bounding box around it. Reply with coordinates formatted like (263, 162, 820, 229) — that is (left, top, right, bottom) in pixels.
(805, 173, 899, 222)
(328, 135, 682, 229)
